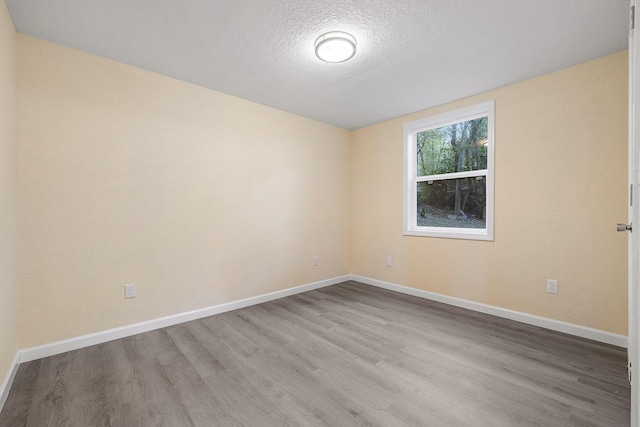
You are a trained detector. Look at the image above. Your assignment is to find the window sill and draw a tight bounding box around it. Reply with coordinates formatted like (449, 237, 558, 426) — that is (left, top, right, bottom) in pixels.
(403, 227, 494, 241)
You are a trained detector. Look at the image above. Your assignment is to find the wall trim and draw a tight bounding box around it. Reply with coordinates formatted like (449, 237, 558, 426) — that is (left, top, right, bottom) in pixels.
(19, 275, 350, 363)
(0, 352, 20, 415)
(13, 273, 627, 366)
(350, 275, 628, 348)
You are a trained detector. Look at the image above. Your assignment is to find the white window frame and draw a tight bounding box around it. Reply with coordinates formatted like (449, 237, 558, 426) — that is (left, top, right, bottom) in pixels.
(403, 100, 495, 241)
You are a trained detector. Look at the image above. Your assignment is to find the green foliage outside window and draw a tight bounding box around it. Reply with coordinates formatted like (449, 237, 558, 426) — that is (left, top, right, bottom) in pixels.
(416, 117, 488, 226)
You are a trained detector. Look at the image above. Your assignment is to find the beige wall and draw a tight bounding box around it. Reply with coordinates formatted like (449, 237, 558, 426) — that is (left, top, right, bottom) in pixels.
(16, 35, 351, 348)
(351, 51, 629, 335)
(13, 32, 629, 350)
(0, 0, 17, 387)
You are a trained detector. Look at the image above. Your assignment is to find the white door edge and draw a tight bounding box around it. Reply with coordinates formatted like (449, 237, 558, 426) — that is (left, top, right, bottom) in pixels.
(629, 1, 639, 425)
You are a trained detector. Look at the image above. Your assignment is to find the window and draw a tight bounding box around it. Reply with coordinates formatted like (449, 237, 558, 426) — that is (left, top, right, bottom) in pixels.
(403, 101, 494, 240)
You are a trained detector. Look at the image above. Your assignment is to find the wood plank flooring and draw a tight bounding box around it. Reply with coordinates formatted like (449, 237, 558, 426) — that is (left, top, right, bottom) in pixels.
(0, 281, 631, 426)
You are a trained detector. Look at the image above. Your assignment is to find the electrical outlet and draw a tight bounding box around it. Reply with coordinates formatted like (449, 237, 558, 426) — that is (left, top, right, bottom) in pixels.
(125, 283, 137, 299)
(386, 256, 393, 267)
(546, 279, 558, 294)
(312, 256, 318, 266)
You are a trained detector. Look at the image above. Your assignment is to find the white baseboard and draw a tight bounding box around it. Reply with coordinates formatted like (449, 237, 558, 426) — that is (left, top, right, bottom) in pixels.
(14, 272, 627, 366)
(350, 275, 628, 348)
(19, 275, 350, 363)
(0, 352, 20, 415)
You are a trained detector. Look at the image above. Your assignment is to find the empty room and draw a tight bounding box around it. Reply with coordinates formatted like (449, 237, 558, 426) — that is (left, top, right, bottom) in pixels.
(0, 0, 637, 426)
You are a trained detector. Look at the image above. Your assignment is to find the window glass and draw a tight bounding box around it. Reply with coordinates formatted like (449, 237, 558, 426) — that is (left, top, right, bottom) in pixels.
(416, 117, 488, 176)
(416, 177, 486, 229)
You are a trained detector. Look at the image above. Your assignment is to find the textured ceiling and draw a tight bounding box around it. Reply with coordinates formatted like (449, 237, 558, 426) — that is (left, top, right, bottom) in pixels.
(5, 0, 630, 129)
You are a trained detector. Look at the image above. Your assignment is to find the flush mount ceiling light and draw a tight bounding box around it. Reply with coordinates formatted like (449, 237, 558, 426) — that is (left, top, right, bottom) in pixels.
(314, 31, 357, 63)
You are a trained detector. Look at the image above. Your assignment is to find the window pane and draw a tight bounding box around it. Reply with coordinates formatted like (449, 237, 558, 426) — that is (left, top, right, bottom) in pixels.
(417, 176, 486, 229)
(416, 116, 488, 176)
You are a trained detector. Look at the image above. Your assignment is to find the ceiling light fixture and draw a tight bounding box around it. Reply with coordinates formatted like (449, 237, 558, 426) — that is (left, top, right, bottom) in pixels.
(314, 31, 357, 63)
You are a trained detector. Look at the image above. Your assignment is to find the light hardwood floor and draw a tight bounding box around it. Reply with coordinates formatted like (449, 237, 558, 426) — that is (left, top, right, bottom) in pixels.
(0, 281, 631, 426)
